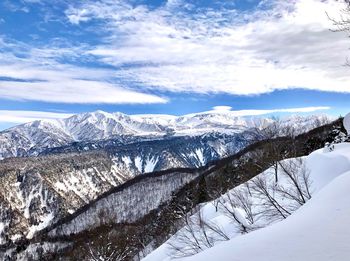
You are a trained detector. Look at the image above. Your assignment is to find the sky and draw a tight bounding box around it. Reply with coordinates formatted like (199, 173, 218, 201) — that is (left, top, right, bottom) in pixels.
(0, 0, 350, 130)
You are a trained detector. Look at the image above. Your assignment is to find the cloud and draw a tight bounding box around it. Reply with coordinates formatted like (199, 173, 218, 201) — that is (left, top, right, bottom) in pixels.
(66, 0, 350, 96)
(212, 106, 233, 112)
(207, 106, 331, 116)
(2, 0, 349, 106)
(0, 80, 167, 104)
(0, 110, 73, 124)
(225, 106, 331, 117)
(66, 8, 91, 25)
(0, 38, 167, 104)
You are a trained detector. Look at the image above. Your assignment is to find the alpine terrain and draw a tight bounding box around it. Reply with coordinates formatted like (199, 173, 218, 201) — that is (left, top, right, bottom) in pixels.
(0, 109, 342, 260)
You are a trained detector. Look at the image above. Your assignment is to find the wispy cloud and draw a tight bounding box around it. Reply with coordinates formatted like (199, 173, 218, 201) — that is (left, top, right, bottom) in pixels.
(65, 0, 350, 96)
(0, 110, 73, 124)
(1, 0, 349, 106)
(209, 106, 331, 116)
(0, 38, 167, 104)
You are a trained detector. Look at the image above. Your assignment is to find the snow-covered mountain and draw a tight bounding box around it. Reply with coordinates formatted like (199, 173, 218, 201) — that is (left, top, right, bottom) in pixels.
(0, 110, 329, 160)
(0, 115, 343, 260)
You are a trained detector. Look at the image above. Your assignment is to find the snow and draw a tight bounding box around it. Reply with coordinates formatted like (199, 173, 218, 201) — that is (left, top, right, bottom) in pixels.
(144, 156, 159, 173)
(49, 171, 200, 237)
(122, 156, 132, 166)
(185, 169, 350, 261)
(135, 156, 143, 173)
(0, 110, 330, 160)
(27, 212, 54, 239)
(10, 234, 22, 242)
(144, 143, 350, 261)
(0, 222, 7, 244)
(55, 181, 68, 192)
(22, 185, 43, 219)
(54, 172, 100, 203)
(195, 148, 205, 166)
(344, 113, 350, 135)
(307, 143, 350, 191)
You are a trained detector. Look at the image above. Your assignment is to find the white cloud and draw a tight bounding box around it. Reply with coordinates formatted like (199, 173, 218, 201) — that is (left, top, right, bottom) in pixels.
(0, 80, 167, 104)
(0, 38, 167, 104)
(2, 0, 349, 105)
(212, 106, 233, 112)
(206, 106, 331, 116)
(66, 0, 350, 96)
(66, 8, 91, 25)
(0, 110, 73, 124)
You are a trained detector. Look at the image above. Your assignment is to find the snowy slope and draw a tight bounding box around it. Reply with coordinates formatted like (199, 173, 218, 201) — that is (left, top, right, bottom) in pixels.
(344, 112, 350, 134)
(185, 164, 350, 261)
(144, 142, 350, 261)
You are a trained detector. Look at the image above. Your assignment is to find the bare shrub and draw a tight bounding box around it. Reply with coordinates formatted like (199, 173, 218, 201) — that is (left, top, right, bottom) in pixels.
(167, 209, 229, 258)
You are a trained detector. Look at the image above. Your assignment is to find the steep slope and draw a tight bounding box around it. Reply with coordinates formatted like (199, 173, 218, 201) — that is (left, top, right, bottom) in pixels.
(42, 133, 249, 172)
(144, 142, 350, 261)
(0, 133, 249, 245)
(182, 144, 350, 261)
(0, 151, 131, 243)
(0, 120, 73, 159)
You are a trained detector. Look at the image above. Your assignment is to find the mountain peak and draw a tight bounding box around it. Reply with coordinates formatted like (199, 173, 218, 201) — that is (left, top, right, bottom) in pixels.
(0, 110, 332, 160)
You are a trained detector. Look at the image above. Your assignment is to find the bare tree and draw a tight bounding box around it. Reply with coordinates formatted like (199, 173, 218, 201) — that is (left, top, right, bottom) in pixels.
(328, 1, 350, 32)
(217, 188, 256, 234)
(87, 242, 129, 261)
(251, 175, 291, 221)
(209, 179, 227, 212)
(276, 158, 312, 207)
(168, 209, 229, 258)
(250, 158, 312, 223)
(246, 119, 298, 183)
(168, 157, 312, 258)
(327, 1, 350, 65)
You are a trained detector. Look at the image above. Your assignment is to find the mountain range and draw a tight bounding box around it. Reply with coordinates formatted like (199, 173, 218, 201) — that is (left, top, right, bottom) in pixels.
(0, 110, 334, 260)
(0, 110, 329, 160)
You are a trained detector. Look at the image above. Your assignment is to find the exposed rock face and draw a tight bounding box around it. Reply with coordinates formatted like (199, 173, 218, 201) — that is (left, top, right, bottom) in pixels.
(0, 133, 249, 244)
(0, 152, 125, 242)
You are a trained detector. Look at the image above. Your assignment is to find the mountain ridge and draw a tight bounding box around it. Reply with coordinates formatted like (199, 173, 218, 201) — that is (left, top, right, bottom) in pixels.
(0, 110, 330, 160)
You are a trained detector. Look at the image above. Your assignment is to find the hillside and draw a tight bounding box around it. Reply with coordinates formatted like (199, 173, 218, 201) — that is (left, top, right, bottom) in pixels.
(144, 119, 350, 261)
(183, 144, 350, 261)
(0, 117, 341, 260)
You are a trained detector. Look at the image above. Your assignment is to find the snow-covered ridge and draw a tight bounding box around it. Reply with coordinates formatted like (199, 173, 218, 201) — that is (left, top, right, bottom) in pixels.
(0, 110, 330, 160)
(144, 142, 350, 261)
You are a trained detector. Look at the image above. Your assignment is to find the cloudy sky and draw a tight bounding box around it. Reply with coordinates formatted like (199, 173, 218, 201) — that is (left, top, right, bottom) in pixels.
(0, 0, 350, 129)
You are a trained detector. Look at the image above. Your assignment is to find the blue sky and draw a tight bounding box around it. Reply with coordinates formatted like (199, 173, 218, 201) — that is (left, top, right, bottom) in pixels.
(0, 0, 350, 130)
